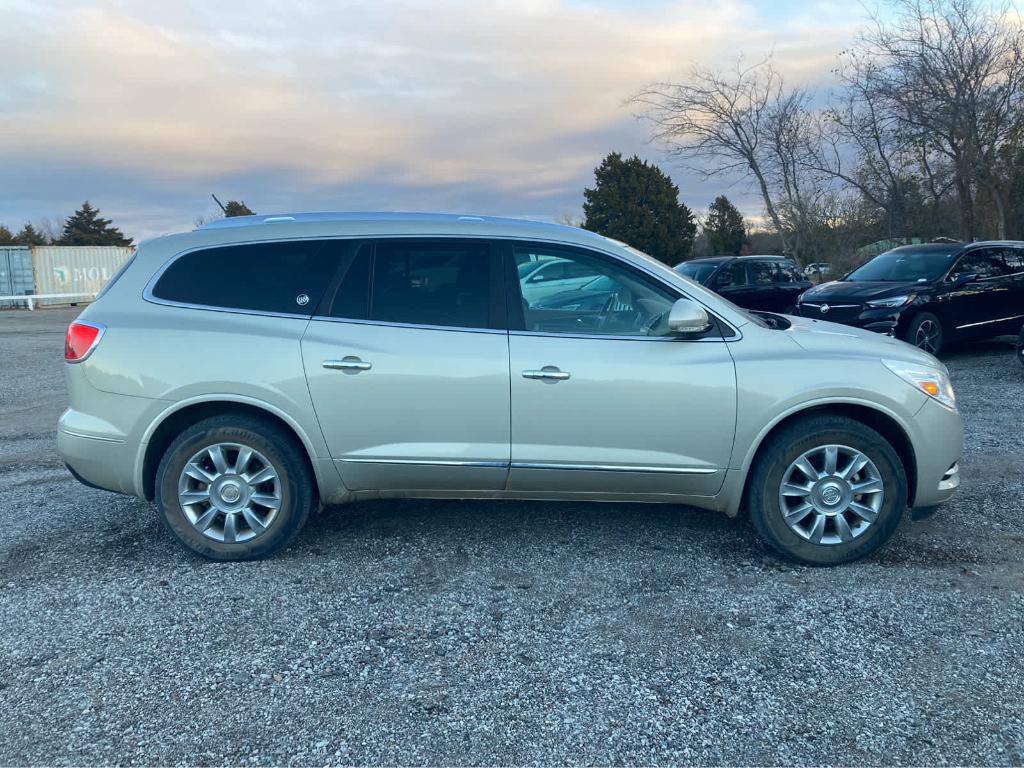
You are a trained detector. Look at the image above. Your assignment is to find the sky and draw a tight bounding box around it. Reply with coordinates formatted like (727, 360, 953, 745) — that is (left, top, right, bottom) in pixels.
(0, 0, 871, 240)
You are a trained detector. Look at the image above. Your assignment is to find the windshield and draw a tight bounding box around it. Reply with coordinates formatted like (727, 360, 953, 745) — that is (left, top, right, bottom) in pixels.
(676, 261, 721, 283)
(846, 248, 959, 282)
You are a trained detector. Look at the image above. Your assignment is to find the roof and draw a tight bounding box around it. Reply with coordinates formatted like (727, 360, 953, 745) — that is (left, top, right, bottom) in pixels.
(684, 254, 789, 263)
(198, 211, 578, 235)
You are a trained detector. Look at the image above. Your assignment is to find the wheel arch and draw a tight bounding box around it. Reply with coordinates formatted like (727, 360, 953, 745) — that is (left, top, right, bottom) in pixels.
(737, 401, 917, 515)
(138, 396, 326, 502)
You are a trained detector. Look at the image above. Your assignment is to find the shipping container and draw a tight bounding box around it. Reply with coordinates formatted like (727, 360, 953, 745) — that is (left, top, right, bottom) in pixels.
(32, 245, 134, 306)
(0, 246, 36, 309)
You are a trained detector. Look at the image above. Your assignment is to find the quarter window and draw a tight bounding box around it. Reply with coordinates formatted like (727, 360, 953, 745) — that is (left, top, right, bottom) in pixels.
(151, 240, 338, 315)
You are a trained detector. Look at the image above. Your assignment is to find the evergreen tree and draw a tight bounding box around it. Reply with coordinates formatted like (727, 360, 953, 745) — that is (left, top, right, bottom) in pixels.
(14, 223, 48, 246)
(582, 153, 696, 265)
(58, 202, 131, 246)
(224, 200, 255, 217)
(703, 195, 747, 256)
(0, 225, 14, 245)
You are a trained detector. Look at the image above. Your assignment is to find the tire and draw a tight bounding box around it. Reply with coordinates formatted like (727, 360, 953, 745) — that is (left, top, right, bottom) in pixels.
(903, 312, 944, 355)
(155, 414, 315, 561)
(747, 415, 908, 566)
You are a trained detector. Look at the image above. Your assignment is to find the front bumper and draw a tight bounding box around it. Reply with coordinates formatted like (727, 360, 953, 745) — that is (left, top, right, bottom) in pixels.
(908, 397, 963, 509)
(796, 303, 909, 336)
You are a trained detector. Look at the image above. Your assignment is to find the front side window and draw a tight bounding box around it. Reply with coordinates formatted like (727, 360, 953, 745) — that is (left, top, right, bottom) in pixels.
(514, 244, 677, 337)
(748, 261, 777, 285)
(151, 240, 338, 315)
(715, 262, 747, 288)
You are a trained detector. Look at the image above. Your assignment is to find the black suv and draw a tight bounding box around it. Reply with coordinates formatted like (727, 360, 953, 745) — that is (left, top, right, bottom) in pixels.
(675, 255, 811, 313)
(797, 241, 1024, 355)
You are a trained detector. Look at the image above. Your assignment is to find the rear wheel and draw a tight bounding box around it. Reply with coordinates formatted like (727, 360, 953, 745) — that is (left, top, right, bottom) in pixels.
(903, 312, 944, 355)
(747, 415, 908, 565)
(155, 415, 315, 560)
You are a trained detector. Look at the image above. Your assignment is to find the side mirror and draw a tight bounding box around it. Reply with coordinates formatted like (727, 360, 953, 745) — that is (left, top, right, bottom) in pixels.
(952, 271, 978, 288)
(667, 298, 712, 336)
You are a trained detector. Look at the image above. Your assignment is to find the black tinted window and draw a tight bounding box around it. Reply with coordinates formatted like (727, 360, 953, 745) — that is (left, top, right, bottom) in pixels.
(152, 240, 337, 315)
(370, 240, 493, 329)
(952, 251, 1011, 279)
(324, 243, 372, 319)
(716, 262, 746, 287)
(748, 261, 776, 285)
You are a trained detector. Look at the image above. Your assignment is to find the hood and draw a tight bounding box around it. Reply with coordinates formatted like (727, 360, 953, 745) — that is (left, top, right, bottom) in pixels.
(801, 280, 925, 302)
(783, 314, 942, 368)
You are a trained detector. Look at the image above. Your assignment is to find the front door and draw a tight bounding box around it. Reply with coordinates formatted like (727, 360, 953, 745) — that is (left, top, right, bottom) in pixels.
(507, 242, 737, 497)
(301, 239, 510, 491)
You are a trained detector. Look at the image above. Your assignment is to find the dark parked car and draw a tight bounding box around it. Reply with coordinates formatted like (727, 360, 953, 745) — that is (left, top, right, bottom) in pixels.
(797, 241, 1024, 355)
(675, 256, 811, 314)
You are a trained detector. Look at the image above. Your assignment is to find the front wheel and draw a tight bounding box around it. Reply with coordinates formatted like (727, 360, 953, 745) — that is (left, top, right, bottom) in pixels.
(155, 415, 315, 561)
(747, 415, 908, 565)
(903, 312, 944, 355)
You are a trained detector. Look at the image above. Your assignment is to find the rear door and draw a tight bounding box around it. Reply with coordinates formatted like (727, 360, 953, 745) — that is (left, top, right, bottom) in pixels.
(942, 248, 1016, 336)
(301, 238, 511, 491)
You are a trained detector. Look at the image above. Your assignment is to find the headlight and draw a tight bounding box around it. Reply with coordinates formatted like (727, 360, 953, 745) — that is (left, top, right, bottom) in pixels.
(866, 294, 915, 308)
(882, 359, 957, 410)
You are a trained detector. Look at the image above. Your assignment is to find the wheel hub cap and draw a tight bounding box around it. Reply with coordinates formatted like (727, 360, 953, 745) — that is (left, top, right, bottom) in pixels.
(778, 444, 885, 545)
(176, 442, 282, 544)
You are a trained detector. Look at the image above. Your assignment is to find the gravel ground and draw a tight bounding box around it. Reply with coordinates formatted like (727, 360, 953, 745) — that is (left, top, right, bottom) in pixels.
(1, 307, 1022, 766)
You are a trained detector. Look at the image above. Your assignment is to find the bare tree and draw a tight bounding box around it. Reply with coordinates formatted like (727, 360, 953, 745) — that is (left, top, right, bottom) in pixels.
(634, 58, 793, 251)
(852, 0, 1024, 239)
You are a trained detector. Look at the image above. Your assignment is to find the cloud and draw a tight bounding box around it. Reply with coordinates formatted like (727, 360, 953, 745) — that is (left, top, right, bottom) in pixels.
(0, 0, 863, 237)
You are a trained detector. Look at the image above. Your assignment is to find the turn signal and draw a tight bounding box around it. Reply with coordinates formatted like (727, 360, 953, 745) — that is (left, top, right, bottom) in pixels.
(65, 321, 105, 362)
(920, 381, 940, 397)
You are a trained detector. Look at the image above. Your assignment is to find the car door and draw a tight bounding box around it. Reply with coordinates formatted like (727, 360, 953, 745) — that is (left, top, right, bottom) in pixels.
(710, 261, 756, 308)
(301, 238, 511, 491)
(507, 241, 737, 497)
(775, 261, 811, 313)
(744, 260, 780, 311)
(941, 248, 1016, 336)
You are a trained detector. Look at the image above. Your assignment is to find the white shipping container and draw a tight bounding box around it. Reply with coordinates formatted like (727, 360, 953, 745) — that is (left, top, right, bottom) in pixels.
(32, 246, 134, 306)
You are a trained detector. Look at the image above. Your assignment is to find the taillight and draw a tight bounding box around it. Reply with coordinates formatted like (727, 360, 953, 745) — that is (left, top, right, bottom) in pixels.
(65, 321, 105, 362)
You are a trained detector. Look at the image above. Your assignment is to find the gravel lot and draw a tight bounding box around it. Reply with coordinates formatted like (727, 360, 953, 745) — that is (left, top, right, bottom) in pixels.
(1, 307, 1022, 766)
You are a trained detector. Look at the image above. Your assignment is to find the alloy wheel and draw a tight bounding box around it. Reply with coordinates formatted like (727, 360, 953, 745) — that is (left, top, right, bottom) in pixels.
(176, 442, 282, 543)
(914, 319, 940, 354)
(778, 444, 885, 545)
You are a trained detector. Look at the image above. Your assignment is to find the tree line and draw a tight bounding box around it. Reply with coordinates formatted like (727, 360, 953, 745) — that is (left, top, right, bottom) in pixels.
(0, 198, 256, 248)
(625, 0, 1024, 265)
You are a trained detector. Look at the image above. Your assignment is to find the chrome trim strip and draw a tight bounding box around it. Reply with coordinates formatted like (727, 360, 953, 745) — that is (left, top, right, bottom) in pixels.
(337, 457, 719, 475)
(510, 462, 717, 475)
(340, 458, 508, 469)
(955, 313, 1024, 330)
(509, 329, 738, 343)
(57, 427, 125, 444)
(309, 315, 507, 335)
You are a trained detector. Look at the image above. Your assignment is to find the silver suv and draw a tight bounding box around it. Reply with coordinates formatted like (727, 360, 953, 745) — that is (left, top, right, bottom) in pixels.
(58, 213, 963, 565)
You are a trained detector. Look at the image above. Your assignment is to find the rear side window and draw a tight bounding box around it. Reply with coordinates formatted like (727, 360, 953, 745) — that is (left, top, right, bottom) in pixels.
(151, 240, 338, 315)
(321, 239, 499, 330)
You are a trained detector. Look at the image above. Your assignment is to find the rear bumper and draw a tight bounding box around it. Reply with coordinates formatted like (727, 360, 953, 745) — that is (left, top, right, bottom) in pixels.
(57, 412, 137, 495)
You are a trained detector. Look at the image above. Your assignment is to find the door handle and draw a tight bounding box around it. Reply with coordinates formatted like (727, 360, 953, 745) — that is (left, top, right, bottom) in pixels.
(522, 367, 570, 381)
(323, 357, 372, 372)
